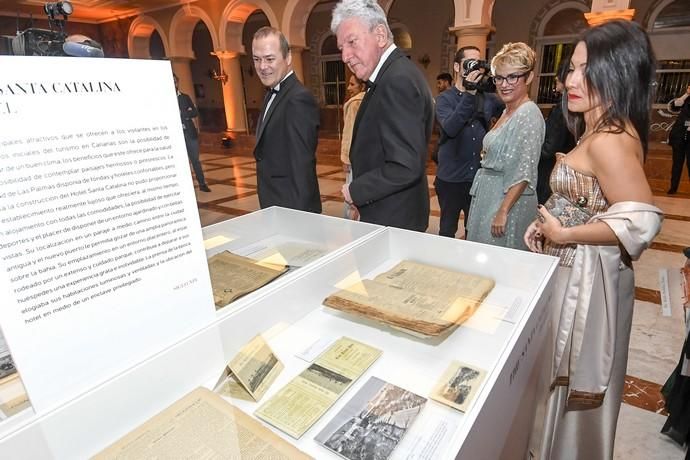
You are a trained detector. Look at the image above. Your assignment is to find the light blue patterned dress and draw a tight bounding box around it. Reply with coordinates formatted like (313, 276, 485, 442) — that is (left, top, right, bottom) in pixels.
(466, 101, 545, 250)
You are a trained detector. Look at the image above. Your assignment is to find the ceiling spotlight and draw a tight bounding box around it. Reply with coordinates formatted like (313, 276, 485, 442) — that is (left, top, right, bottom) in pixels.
(44, 1, 74, 19)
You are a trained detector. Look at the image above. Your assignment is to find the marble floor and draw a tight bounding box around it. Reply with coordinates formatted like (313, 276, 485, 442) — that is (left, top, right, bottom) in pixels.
(191, 133, 688, 458)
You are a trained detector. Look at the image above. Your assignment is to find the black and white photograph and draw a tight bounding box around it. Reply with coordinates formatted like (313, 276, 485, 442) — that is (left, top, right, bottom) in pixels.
(0, 332, 17, 381)
(430, 361, 486, 412)
(315, 376, 426, 460)
(227, 335, 283, 401)
(302, 363, 352, 395)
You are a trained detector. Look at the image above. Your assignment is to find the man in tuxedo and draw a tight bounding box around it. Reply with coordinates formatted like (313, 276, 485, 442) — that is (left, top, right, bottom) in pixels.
(174, 74, 210, 192)
(331, 0, 433, 231)
(252, 27, 321, 213)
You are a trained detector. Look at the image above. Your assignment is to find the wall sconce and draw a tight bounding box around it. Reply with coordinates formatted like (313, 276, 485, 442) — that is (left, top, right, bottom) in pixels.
(418, 53, 431, 69)
(210, 68, 228, 85)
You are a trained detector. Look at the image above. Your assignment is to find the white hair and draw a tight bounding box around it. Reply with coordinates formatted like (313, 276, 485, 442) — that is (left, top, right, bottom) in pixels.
(330, 0, 393, 41)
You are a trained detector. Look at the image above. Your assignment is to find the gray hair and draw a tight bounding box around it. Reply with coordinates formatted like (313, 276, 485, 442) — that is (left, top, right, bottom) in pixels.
(330, 0, 393, 42)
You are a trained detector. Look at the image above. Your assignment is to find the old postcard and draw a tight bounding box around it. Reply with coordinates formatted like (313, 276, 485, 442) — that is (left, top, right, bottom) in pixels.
(207, 251, 287, 309)
(430, 360, 487, 412)
(315, 376, 426, 460)
(222, 335, 283, 401)
(323, 260, 495, 337)
(255, 337, 381, 439)
(93, 387, 311, 459)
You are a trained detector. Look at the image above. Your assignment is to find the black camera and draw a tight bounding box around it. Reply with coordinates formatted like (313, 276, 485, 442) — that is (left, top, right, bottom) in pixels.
(461, 59, 495, 93)
(462, 59, 490, 76)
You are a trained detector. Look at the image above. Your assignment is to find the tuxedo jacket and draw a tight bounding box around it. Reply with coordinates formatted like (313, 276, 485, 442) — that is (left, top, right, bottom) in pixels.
(349, 48, 434, 231)
(254, 73, 321, 213)
(177, 92, 198, 141)
(668, 96, 690, 147)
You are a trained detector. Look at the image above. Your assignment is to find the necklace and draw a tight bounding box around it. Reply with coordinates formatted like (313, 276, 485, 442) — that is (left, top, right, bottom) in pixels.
(576, 130, 595, 146)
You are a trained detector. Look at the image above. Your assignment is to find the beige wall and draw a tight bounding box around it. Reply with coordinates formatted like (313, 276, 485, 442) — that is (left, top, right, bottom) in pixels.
(388, 0, 455, 90)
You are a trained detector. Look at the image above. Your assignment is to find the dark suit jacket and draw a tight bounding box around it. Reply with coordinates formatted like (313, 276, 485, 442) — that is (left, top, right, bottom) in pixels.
(537, 102, 575, 204)
(349, 48, 434, 231)
(669, 97, 690, 148)
(177, 92, 198, 141)
(254, 73, 321, 213)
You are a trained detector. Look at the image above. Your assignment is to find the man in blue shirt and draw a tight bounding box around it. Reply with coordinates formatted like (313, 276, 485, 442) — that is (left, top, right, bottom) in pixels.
(435, 46, 503, 238)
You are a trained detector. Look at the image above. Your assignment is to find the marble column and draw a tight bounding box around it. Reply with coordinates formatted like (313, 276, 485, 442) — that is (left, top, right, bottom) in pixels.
(290, 46, 306, 83)
(215, 51, 248, 135)
(450, 25, 493, 59)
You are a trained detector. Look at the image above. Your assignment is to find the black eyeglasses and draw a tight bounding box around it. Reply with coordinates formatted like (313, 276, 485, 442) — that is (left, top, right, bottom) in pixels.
(492, 72, 530, 86)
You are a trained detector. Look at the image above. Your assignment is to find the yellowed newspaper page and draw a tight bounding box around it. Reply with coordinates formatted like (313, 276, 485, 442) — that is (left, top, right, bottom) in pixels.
(374, 260, 495, 302)
(93, 387, 311, 460)
(324, 260, 494, 336)
(255, 338, 381, 439)
(207, 251, 287, 309)
(252, 242, 328, 268)
(227, 335, 283, 401)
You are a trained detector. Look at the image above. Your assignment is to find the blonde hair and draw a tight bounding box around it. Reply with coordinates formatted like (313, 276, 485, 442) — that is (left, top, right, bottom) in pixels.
(491, 42, 535, 74)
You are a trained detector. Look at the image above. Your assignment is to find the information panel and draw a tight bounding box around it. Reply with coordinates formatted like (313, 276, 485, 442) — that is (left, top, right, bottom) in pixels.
(0, 56, 216, 412)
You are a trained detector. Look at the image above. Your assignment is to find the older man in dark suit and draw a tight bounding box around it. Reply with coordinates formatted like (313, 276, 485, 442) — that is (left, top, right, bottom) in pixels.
(252, 27, 321, 213)
(332, 0, 433, 231)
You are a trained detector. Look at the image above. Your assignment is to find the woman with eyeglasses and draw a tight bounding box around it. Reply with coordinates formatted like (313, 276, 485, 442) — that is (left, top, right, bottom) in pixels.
(524, 21, 663, 459)
(465, 42, 544, 250)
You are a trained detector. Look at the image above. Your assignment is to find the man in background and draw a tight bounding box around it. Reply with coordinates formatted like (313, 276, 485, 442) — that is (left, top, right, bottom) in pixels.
(434, 46, 503, 238)
(174, 74, 210, 192)
(668, 85, 690, 195)
(332, 0, 433, 231)
(252, 26, 321, 213)
(436, 72, 453, 94)
(537, 63, 575, 204)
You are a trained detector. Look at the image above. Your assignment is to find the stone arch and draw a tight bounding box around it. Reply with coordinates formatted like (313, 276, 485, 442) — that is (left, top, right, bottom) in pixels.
(128, 15, 169, 59)
(169, 5, 219, 58)
(283, 0, 395, 49)
(527, 0, 589, 47)
(644, 0, 690, 31)
(379, 0, 395, 13)
(454, 0, 495, 27)
(309, 27, 335, 102)
(219, 0, 279, 52)
(390, 21, 412, 49)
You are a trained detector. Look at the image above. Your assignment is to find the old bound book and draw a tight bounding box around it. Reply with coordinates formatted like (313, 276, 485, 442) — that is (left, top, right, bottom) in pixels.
(207, 251, 287, 309)
(323, 260, 494, 337)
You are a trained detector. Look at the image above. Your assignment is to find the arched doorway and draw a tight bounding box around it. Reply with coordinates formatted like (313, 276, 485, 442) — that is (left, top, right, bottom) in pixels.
(190, 21, 226, 132)
(531, 2, 588, 105)
(127, 15, 168, 59)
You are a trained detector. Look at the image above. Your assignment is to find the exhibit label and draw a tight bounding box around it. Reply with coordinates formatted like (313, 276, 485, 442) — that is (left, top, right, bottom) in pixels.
(0, 56, 216, 412)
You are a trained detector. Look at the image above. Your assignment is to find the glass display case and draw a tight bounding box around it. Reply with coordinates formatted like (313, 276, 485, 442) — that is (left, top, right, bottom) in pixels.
(0, 220, 559, 459)
(202, 206, 383, 314)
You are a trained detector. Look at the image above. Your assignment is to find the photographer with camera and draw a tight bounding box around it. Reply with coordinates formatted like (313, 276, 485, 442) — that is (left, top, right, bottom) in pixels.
(434, 46, 503, 238)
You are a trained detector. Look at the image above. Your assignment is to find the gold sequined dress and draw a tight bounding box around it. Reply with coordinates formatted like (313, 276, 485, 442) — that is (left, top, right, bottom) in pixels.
(543, 156, 610, 266)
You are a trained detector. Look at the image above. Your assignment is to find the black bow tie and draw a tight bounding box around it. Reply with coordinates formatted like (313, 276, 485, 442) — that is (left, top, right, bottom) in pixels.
(266, 87, 279, 95)
(365, 80, 375, 90)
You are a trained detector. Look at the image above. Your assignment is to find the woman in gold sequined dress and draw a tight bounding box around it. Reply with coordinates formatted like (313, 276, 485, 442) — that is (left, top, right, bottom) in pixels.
(523, 21, 664, 460)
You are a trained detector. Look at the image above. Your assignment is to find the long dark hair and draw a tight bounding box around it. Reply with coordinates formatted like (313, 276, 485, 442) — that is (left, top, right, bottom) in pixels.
(562, 20, 657, 155)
